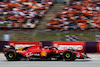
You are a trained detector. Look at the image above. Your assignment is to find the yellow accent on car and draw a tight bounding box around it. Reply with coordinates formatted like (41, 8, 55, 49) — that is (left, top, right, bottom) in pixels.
(56, 50, 58, 53)
(16, 48, 23, 51)
(41, 51, 47, 57)
(55, 58, 57, 60)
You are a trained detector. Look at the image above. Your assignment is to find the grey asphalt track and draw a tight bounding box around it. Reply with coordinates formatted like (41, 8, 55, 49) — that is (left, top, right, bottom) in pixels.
(0, 54, 100, 67)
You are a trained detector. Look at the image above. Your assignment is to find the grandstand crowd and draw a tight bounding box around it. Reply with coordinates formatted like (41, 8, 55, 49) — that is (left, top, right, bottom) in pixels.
(47, 0, 100, 31)
(0, 0, 53, 29)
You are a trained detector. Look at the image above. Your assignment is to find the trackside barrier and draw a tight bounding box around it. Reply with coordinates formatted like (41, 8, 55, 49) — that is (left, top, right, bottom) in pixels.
(8, 41, 40, 49)
(52, 41, 85, 52)
(41, 41, 52, 47)
(85, 42, 97, 53)
(0, 41, 100, 53)
(97, 42, 100, 53)
(0, 41, 8, 52)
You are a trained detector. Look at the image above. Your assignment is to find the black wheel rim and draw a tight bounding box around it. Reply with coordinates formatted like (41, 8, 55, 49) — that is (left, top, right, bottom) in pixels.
(7, 52, 15, 60)
(63, 51, 72, 60)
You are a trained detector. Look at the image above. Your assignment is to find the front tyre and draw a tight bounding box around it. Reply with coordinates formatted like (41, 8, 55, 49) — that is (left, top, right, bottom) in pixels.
(63, 50, 75, 61)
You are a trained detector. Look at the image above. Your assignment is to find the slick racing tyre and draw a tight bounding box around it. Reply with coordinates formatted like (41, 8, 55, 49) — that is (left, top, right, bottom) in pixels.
(6, 50, 19, 61)
(63, 50, 75, 61)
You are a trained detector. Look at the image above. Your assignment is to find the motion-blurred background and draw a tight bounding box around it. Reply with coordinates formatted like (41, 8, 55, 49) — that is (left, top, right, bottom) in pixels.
(0, 0, 100, 42)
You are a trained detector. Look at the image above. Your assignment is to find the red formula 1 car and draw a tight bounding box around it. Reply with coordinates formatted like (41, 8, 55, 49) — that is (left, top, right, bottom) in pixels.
(3, 45, 90, 61)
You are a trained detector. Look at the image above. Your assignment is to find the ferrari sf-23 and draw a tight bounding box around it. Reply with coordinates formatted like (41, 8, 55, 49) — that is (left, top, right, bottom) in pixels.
(3, 45, 90, 61)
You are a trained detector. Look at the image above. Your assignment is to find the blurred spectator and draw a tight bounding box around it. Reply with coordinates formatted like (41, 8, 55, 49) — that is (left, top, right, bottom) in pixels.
(0, 0, 53, 29)
(47, 0, 100, 31)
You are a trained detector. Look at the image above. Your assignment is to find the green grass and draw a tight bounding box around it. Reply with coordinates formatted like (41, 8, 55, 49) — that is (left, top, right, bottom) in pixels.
(0, 32, 99, 42)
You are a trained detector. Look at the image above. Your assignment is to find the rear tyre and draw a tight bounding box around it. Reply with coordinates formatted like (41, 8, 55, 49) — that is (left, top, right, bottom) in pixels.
(6, 50, 19, 61)
(63, 50, 75, 61)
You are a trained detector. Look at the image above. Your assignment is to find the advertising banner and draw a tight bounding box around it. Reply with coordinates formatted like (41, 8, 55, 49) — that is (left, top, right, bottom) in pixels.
(41, 41, 52, 47)
(52, 41, 85, 52)
(0, 41, 8, 52)
(85, 42, 97, 53)
(97, 42, 100, 53)
(95, 35, 100, 42)
(65, 35, 79, 41)
(8, 41, 40, 49)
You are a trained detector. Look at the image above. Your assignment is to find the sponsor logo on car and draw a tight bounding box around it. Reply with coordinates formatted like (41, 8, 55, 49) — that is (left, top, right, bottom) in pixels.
(34, 53, 40, 56)
(25, 52, 34, 57)
(76, 54, 80, 58)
